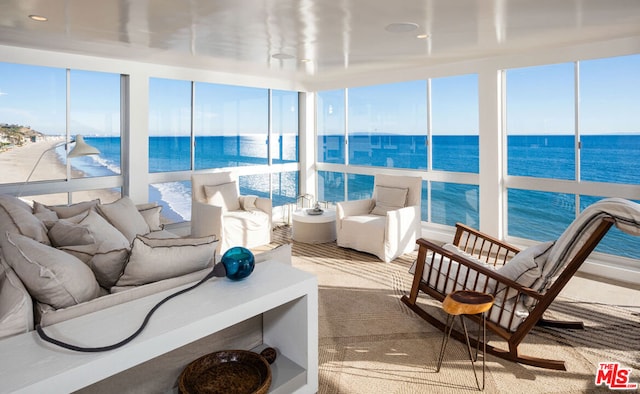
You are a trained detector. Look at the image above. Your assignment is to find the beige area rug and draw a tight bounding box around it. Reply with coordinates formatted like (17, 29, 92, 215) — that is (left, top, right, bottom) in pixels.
(265, 226, 640, 394)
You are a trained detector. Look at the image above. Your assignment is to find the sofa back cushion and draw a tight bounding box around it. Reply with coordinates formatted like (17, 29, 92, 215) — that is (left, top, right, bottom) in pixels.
(35, 199, 100, 219)
(97, 196, 150, 243)
(0, 232, 100, 309)
(59, 210, 131, 289)
(47, 219, 95, 247)
(0, 195, 50, 245)
(136, 203, 163, 232)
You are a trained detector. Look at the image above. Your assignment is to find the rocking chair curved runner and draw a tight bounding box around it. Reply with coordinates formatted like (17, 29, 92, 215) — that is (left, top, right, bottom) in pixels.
(401, 198, 640, 370)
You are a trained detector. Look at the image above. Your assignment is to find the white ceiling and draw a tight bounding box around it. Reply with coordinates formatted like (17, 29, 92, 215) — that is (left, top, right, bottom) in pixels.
(2, 0, 640, 87)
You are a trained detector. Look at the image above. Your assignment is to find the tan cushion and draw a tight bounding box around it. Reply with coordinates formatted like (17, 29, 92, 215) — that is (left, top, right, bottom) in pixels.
(32, 202, 58, 223)
(116, 235, 218, 286)
(239, 195, 259, 211)
(47, 219, 95, 247)
(39, 199, 100, 219)
(0, 260, 33, 339)
(137, 204, 163, 232)
(97, 196, 150, 243)
(0, 232, 99, 309)
(204, 181, 240, 211)
(144, 229, 180, 239)
(371, 186, 408, 216)
(66, 210, 131, 289)
(39, 268, 213, 327)
(0, 195, 50, 245)
(255, 243, 292, 265)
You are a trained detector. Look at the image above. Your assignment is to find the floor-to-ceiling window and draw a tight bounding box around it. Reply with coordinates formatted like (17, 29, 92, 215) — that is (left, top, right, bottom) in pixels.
(270, 90, 299, 207)
(0, 62, 122, 205)
(505, 55, 640, 259)
(316, 75, 479, 228)
(579, 55, 640, 258)
(148, 78, 300, 223)
(429, 74, 479, 227)
(506, 62, 576, 240)
(148, 78, 193, 223)
(348, 81, 427, 170)
(317, 89, 346, 204)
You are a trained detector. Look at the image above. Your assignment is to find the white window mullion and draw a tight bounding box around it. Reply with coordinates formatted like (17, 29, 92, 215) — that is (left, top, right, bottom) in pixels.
(574, 61, 581, 216)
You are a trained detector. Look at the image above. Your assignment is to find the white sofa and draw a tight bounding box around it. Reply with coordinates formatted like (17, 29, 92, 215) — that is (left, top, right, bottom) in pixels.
(0, 193, 290, 340)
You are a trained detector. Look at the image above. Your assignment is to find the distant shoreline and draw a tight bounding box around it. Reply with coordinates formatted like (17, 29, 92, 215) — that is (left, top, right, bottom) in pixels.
(0, 139, 119, 206)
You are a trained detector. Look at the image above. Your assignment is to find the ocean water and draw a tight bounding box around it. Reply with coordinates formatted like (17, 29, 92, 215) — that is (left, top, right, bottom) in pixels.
(71, 135, 639, 258)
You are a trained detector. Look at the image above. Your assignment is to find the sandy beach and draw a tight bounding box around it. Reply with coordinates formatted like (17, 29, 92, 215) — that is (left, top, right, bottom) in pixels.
(0, 138, 120, 206)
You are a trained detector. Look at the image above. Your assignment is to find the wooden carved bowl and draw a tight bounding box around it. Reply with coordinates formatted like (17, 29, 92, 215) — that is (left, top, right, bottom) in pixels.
(179, 348, 276, 394)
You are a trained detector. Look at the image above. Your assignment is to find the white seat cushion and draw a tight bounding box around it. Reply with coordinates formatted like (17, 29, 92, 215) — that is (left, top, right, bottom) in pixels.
(338, 214, 386, 257)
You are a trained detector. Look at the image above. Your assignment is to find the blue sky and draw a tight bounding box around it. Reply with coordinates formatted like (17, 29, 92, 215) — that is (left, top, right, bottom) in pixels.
(1, 54, 639, 136)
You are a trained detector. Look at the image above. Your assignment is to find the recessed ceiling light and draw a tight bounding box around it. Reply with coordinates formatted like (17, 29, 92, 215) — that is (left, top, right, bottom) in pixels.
(385, 22, 419, 33)
(416, 34, 430, 39)
(300, 58, 312, 63)
(272, 53, 295, 60)
(28, 15, 48, 22)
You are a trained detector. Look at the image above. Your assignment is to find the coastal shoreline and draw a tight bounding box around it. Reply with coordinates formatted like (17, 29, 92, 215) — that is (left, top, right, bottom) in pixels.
(0, 139, 120, 206)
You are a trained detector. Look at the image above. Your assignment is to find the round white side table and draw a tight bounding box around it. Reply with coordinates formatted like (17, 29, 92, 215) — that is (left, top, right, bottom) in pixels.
(291, 209, 337, 244)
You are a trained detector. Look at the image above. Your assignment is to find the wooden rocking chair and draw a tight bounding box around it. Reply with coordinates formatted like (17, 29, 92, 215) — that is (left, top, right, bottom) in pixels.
(402, 198, 640, 370)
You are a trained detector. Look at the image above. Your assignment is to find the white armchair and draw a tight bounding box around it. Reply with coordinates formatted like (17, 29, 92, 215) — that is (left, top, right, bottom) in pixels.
(191, 172, 272, 253)
(336, 174, 422, 262)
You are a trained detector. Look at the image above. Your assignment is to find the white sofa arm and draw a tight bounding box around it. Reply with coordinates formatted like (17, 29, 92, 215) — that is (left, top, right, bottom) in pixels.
(190, 200, 223, 239)
(385, 205, 420, 240)
(384, 205, 420, 260)
(255, 197, 273, 227)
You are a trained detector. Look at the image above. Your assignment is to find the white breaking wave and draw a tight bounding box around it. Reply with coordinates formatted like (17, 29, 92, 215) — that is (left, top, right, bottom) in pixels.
(90, 155, 121, 175)
(153, 181, 192, 221)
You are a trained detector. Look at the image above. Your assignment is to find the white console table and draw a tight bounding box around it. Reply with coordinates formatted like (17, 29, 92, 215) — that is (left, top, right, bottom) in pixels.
(0, 261, 318, 394)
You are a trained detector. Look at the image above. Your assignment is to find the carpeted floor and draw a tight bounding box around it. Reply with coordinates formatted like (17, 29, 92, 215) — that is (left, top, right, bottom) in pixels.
(264, 226, 640, 393)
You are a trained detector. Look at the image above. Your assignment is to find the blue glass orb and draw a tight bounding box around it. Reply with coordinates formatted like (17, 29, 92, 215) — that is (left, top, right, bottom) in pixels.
(220, 247, 255, 281)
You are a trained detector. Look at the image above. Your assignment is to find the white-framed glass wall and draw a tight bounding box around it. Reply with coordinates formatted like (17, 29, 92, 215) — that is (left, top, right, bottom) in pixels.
(0, 62, 123, 205)
(504, 54, 640, 259)
(316, 54, 640, 264)
(0, 42, 638, 280)
(317, 74, 480, 227)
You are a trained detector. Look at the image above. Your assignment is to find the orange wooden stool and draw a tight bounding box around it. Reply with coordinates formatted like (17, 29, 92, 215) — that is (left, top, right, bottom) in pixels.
(436, 290, 495, 391)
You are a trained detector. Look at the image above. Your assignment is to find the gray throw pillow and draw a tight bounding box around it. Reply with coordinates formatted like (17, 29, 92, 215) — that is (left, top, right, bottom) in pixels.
(47, 219, 95, 247)
(97, 196, 150, 243)
(67, 210, 131, 289)
(137, 204, 163, 232)
(370, 186, 408, 216)
(38, 199, 100, 219)
(117, 235, 218, 286)
(0, 195, 50, 245)
(0, 261, 34, 339)
(0, 232, 100, 309)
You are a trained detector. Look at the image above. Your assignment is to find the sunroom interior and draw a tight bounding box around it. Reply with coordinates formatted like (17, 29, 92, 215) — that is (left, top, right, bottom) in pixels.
(0, 0, 639, 289)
